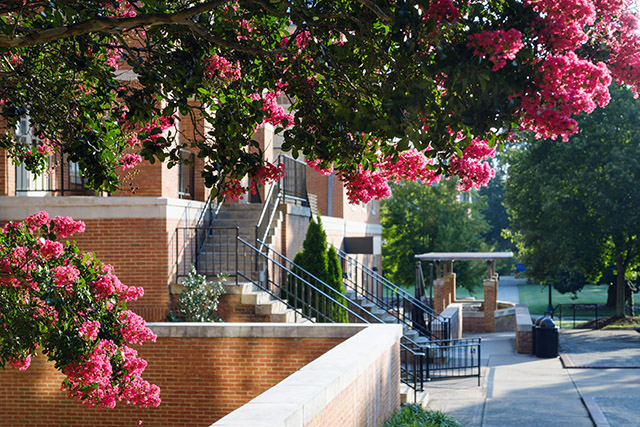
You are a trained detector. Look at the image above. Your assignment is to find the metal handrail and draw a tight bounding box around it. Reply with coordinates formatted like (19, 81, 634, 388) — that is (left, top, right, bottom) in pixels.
(336, 248, 448, 340)
(338, 248, 439, 317)
(255, 180, 282, 251)
(237, 237, 427, 395)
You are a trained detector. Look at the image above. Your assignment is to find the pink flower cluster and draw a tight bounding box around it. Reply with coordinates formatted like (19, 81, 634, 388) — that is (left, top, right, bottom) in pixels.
(39, 239, 64, 259)
(204, 54, 242, 85)
(119, 310, 157, 345)
(250, 90, 294, 128)
(52, 216, 86, 239)
(525, 0, 595, 52)
(63, 340, 159, 409)
(124, 115, 174, 148)
(468, 29, 524, 71)
(306, 158, 334, 176)
(78, 320, 100, 342)
(449, 138, 497, 191)
(341, 148, 444, 204)
(9, 355, 31, 371)
(222, 162, 286, 200)
(519, 52, 612, 140)
(120, 153, 142, 170)
(90, 269, 144, 302)
(424, 0, 460, 25)
(52, 265, 80, 293)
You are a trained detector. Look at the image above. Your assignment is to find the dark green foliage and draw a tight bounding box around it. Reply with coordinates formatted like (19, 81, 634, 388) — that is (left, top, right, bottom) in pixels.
(383, 404, 462, 427)
(327, 246, 349, 323)
(505, 85, 640, 316)
(381, 179, 490, 290)
(288, 217, 348, 322)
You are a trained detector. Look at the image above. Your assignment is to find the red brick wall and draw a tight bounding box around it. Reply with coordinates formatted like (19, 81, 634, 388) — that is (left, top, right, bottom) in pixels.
(0, 336, 344, 427)
(72, 218, 170, 321)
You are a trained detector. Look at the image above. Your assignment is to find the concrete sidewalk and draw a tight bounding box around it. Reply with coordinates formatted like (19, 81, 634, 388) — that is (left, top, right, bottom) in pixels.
(424, 331, 640, 426)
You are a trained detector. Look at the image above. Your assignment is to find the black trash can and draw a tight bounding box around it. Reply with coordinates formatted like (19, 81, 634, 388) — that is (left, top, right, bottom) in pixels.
(534, 316, 559, 358)
(532, 316, 546, 354)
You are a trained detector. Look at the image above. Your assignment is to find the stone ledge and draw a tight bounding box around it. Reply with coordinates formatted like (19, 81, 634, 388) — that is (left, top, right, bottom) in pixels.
(148, 322, 368, 339)
(211, 323, 402, 427)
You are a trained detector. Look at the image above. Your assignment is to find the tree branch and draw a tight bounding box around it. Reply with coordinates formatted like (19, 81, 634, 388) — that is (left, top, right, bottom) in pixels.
(0, 0, 228, 48)
(356, 0, 392, 23)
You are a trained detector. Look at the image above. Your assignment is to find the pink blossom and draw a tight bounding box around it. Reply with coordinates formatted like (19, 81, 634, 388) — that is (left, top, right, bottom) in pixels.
(9, 355, 31, 371)
(119, 310, 157, 345)
(52, 216, 86, 239)
(204, 54, 242, 84)
(468, 29, 524, 71)
(39, 239, 64, 259)
(52, 265, 80, 292)
(78, 320, 101, 342)
(121, 153, 142, 170)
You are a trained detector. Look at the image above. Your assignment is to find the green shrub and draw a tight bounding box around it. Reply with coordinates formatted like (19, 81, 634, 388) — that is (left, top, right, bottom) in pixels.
(383, 405, 462, 427)
(287, 216, 348, 322)
(168, 266, 225, 322)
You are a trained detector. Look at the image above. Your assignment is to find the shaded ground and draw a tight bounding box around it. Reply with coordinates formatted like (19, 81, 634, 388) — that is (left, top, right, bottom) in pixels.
(576, 315, 640, 329)
(560, 329, 640, 368)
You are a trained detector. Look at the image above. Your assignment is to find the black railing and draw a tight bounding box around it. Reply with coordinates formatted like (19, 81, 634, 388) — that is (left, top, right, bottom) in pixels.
(279, 155, 309, 206)
(424, 338, 481, 385)
(237, 237, 427, 396)
(552, 303, 628, 329)
(15, 153, 95, 195)
(337, 248, 449, 340)
(255, 179, 282, 251)
(175, 226, 239, 285)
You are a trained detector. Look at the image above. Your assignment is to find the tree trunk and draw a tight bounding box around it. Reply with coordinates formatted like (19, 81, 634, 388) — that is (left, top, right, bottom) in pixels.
(615, 256, 626, 318)
(606, 282, 616, 307)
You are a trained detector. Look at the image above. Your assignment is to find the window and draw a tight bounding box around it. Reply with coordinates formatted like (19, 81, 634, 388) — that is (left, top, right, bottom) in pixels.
(15, 116, 51, 195)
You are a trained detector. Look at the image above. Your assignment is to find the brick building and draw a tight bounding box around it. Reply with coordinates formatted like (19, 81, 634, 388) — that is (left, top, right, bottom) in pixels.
(0, 109, 382, 322)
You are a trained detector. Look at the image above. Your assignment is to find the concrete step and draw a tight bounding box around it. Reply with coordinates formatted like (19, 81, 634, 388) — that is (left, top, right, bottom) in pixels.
(256, 299, 289, 315)
(222, 282, 254, 295)
(241, 291, 272, 305)
(270, 308, 296, 322)
(400, 384, 429, 408)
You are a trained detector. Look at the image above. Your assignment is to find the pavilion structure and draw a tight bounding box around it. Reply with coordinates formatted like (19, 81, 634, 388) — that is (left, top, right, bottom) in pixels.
(415, 252, 513, 332)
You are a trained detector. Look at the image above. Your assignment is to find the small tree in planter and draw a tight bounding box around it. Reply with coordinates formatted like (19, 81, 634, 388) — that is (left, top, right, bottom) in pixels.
(169, 266, 225, 322)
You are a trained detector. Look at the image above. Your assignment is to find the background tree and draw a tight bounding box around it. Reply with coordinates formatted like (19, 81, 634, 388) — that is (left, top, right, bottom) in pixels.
(289, 217, 348, 322)
(381, 179, 490, 289)
(505, 84, 640, 317)
(1, 1, 640, 202)
(478, 157, 516, 274)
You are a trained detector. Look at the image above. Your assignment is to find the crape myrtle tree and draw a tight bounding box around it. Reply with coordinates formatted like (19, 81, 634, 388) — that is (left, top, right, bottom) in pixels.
(2, 0, 640, 408)
(0, 212, 159, 408)
(505, 85, 640, 318)
(2, 1, 640, 201)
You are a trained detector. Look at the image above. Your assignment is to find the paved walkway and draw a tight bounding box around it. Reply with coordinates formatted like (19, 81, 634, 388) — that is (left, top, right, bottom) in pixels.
(496, 275, 526, 304)
(424, 331, 640, 426)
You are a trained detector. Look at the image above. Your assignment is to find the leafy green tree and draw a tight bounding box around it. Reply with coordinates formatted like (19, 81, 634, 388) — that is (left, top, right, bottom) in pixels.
(289, 217, 348, 322)
(478, 157, 516, 274)
(381, 179, 490, 289)
(505, 85, 640, 317)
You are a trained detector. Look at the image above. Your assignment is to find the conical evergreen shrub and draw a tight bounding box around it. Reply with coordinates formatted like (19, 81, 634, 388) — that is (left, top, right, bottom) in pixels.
(287, 216, 348, 322)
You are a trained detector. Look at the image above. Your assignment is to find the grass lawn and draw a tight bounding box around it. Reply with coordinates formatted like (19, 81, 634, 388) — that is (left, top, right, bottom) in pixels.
(518, 282, 610, 315)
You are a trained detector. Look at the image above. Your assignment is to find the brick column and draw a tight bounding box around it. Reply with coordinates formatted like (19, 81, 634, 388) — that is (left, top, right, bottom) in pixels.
(444, 273, 456, 307)
(483, 276, 497, 332)
(433, 278, 445, 313)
